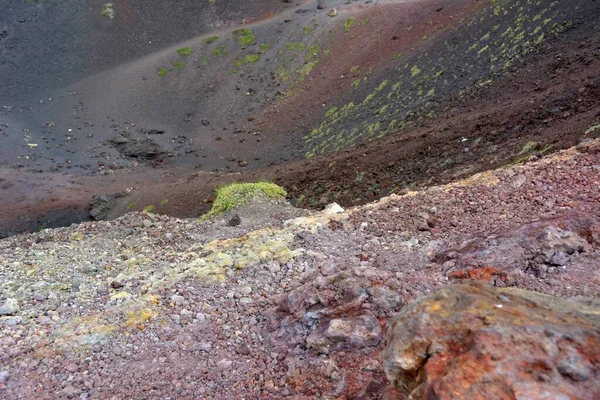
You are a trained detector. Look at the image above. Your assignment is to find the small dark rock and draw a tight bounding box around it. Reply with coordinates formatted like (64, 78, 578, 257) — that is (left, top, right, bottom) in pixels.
(227, 214, 241, 227)
(110, 281, 124, 289)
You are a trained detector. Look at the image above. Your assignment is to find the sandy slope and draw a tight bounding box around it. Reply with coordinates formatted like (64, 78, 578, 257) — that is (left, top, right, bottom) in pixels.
(1, 0, 599, 238)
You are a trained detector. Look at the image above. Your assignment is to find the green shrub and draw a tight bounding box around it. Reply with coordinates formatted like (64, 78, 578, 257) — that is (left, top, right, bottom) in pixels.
(199, 182, 287, 221)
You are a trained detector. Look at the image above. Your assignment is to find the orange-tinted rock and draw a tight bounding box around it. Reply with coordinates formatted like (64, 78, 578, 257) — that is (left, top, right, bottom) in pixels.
(446, 266, 509, 283)
(435, 213, 598, 280)
(383, 283, 600, 400)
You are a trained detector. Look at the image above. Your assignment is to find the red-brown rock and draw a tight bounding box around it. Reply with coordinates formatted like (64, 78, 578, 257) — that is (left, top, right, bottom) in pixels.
(383, 283, 600, 400)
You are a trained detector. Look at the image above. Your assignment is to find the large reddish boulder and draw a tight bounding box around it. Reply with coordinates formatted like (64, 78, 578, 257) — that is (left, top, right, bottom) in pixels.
(383, 283, 600, 400)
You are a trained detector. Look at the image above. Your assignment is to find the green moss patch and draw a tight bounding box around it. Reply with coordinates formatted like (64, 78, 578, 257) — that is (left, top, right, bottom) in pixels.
(100, 3, 115, 19)
(200, 182, 287, 221)
(245, 54, 260, 63)
(512, 141, 552, 164)
(176, 47, 193, 56)
(212, 46, 228, 56)
(157, 67, 168, 77)
(204, 35, 219, 44)
(233, 28, 256, 47)
(343, 17, 356, 32)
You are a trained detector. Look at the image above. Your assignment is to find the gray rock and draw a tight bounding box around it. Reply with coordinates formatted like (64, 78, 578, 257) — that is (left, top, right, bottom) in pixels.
(240, 286, 253, 296)
(89, 194, 116, 221)
(323, 202, 344, 214)
(195, 312, 206, 323)
(217, 358, 233, 370)
(0, 298, 19, 316)
(197, 342, 212, 352)
(0, 370, 10, 384)
(306, 313, 382, 354)
(0, 316, 22, 326)
(171, 294, 185, 305)
(227, 214, 241, 227)
(550, 251, 568, 266)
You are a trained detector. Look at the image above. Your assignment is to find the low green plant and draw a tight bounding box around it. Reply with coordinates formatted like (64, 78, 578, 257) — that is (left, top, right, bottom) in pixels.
(160, 199, 169, 206)
(259, 42, 271, 51)
(172, 61, 185, 68)
(100, 3, 115, 19)
(585, 123, 600, 135)
(212, 46, 228, 56)
(204, 35, 219, 44)
(286, 42, 306, 53)
(143, 205, 155, 213)
(199, 182, 287, 221)
(343, 17, 356, 32)
(127, 202, 136, 209)
(512, 141, 552, 164)
(245, 54, 260, 63)
(157, 67, 168, 76)
(176, 47, 193, 56)
(233, 28, 256, 47)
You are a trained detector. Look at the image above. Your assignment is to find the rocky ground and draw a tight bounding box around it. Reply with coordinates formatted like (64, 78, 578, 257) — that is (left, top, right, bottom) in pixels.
(0, 138, 598, 399)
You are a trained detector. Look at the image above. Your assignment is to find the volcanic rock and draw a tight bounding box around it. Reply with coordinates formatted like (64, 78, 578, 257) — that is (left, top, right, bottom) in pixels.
(383, 283, 600, 400)
(306, 313, 382, 354)
(109, 133, 164, 160)
(0, 298, 19, 316)
(89, 194, 116, 221)
(435, 213, 598, 281)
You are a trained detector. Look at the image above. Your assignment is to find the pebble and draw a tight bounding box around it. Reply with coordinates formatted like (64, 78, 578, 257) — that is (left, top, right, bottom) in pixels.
(0, 370, 10, 384)
(0, 316, 22, 326)
(217, 358, 233, 370)
(0, 298, 19, 316)
(323, 203, 345, 214)
(240, 286, 253, 296)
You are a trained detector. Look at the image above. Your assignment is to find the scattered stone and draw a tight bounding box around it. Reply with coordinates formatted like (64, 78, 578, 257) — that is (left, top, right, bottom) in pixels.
(109, 133, 164, 160)
(435, 213, 596, 279)
(89, 194, 116, 221)
(171, 294, 185, 305)
(0, 316, 22, 326)
(110, 280, 123, 289)
(145, 129, 165, 135)
(328, 8, 338, 17)
(217, 358, 233, 370)
(317, 1, 327, 10)
(0, 298, 19, 316)
(307, 313, 382, 354)
(0, 370, 10, 384)
(240, 286, 252, 296)
(384, 283, 600, 399)
(323, 202, 345, 214)
(227, 214, 241, 227)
